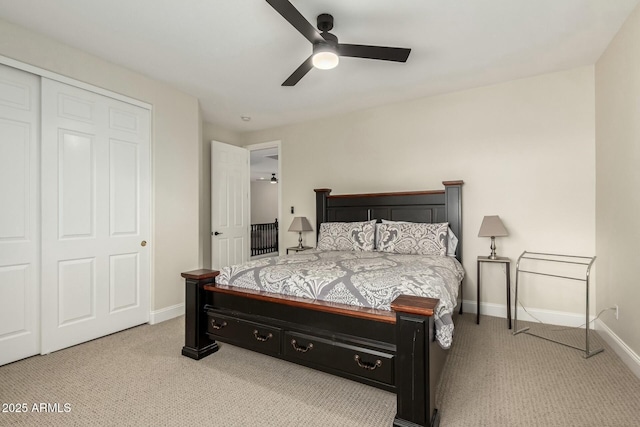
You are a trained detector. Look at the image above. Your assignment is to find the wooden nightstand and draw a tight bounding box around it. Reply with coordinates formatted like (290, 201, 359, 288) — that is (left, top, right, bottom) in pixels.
(477, 256, 511, 329)
(286, 246, 313, 254)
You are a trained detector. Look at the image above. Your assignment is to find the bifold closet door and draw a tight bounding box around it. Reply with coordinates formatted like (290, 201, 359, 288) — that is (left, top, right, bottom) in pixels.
(0, 64, 40, 366)
(40, 78, 150, 354)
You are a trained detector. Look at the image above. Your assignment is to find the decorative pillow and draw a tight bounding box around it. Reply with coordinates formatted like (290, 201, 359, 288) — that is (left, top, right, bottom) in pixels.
(317, 220, 376, 251)
(376, 222, 449, 255)
(446, 227, 458, 257)
(380, 220, 458, 256)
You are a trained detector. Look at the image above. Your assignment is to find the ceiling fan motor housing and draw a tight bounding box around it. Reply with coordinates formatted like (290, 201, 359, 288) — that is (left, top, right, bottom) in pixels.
(315, 13, 338, 53)
(314, 32, 338, 52)
(317, 13, 334, 32)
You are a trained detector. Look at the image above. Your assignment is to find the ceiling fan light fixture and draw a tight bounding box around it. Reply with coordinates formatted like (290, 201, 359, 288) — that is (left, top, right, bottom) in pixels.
(266, 3, 411, 86)
(312, 43, 339, 70)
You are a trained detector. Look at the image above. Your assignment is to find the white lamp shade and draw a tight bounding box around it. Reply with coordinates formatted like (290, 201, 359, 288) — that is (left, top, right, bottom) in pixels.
(288, 217, 313, 232)
(478, 215, 508, 237)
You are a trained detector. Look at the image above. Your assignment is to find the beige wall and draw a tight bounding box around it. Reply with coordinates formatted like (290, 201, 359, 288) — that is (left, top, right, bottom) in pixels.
(242, 67, 596, 315)
(251, 181, 279, 224)
(0, 18, 200, 312)
(595, 5, 640, 356)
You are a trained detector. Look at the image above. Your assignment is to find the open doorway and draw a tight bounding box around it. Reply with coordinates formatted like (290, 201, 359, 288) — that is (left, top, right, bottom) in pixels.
(248, 142, 281, 259)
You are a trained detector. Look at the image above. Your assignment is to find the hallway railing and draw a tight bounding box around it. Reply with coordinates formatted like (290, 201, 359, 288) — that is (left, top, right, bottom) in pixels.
(250, 219, 278, 256)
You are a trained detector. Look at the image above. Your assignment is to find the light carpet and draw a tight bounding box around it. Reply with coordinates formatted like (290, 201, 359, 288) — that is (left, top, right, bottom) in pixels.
(1, 314, 639, 426)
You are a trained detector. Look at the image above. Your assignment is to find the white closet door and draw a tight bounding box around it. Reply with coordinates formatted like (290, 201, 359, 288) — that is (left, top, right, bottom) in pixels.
(41, 78, 150, 354)
(0, 64, 40, 366)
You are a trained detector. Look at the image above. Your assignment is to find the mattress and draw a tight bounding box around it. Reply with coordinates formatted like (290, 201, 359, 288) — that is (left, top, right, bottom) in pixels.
(216, 250, 465, 348)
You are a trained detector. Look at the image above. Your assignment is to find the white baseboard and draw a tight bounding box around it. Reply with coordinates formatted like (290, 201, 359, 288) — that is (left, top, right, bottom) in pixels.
(461, 300, 594, 328)
(149, 303, 184, 325)
(461, 300, 508, 320)
(595, 319, 640, 380)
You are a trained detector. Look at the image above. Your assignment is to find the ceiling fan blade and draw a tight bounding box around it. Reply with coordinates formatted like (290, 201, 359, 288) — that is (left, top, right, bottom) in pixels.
(266, 0, 324, 44)
(282, 56, 313, 86)
(338, 44, 411, 62)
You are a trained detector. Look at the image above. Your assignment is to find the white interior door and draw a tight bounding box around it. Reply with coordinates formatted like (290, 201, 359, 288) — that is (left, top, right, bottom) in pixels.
(40, 78, 150, 354)
(211, 141, 249, 270)
(0, 64, 40, 366)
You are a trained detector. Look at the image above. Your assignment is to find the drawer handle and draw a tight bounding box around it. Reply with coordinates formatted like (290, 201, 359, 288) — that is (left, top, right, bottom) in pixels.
(354, 354, 382, 371)
(210, 319, 227, 330)
(253, 330, 273, 342)
(291, 339, 314, 353)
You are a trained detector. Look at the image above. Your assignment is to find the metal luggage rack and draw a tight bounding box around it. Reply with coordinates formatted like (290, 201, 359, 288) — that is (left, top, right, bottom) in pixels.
(513, 251, 603, 358)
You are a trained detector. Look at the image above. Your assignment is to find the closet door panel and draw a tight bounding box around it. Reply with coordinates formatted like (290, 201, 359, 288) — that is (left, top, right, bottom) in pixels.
(0, 265, 29, 334)
(0, 64, 40, 366)
(0, 120, 29, 238)
(110, 138, 138, 236)
(41, 78, 150, 354)
(58, 130, 96, 239)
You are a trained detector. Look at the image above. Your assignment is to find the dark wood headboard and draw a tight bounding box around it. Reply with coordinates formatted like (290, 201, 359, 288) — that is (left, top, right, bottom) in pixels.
(314, 181, 463, 262)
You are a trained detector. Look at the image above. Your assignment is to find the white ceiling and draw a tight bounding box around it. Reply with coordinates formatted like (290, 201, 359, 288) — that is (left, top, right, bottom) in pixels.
(1, 0, 637, 133)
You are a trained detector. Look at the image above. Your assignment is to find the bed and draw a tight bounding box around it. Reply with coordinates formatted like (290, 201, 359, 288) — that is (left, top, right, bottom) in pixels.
(181, 181, 463, 427)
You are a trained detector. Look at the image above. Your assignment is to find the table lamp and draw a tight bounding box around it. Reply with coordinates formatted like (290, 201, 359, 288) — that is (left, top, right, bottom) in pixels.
(288, 217, 313, 249)
(478, 215, 508, 259)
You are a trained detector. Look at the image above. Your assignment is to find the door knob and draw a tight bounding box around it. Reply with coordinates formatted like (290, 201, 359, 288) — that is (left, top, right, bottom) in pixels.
(214, 231, 223, 236)
(141, 240, 147, 247)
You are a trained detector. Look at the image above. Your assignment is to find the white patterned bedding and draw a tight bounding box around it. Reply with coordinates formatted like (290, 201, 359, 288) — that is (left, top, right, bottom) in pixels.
(216, 250, 465, 349)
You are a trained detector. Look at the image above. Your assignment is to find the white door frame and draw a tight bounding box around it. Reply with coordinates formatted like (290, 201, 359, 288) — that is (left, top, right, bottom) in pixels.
(0, 55, 151, 110)
(246, 141, 282, 254)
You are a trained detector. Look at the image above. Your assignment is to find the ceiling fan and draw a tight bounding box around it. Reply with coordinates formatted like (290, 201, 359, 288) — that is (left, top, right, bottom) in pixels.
(266, 0, 412, 86)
